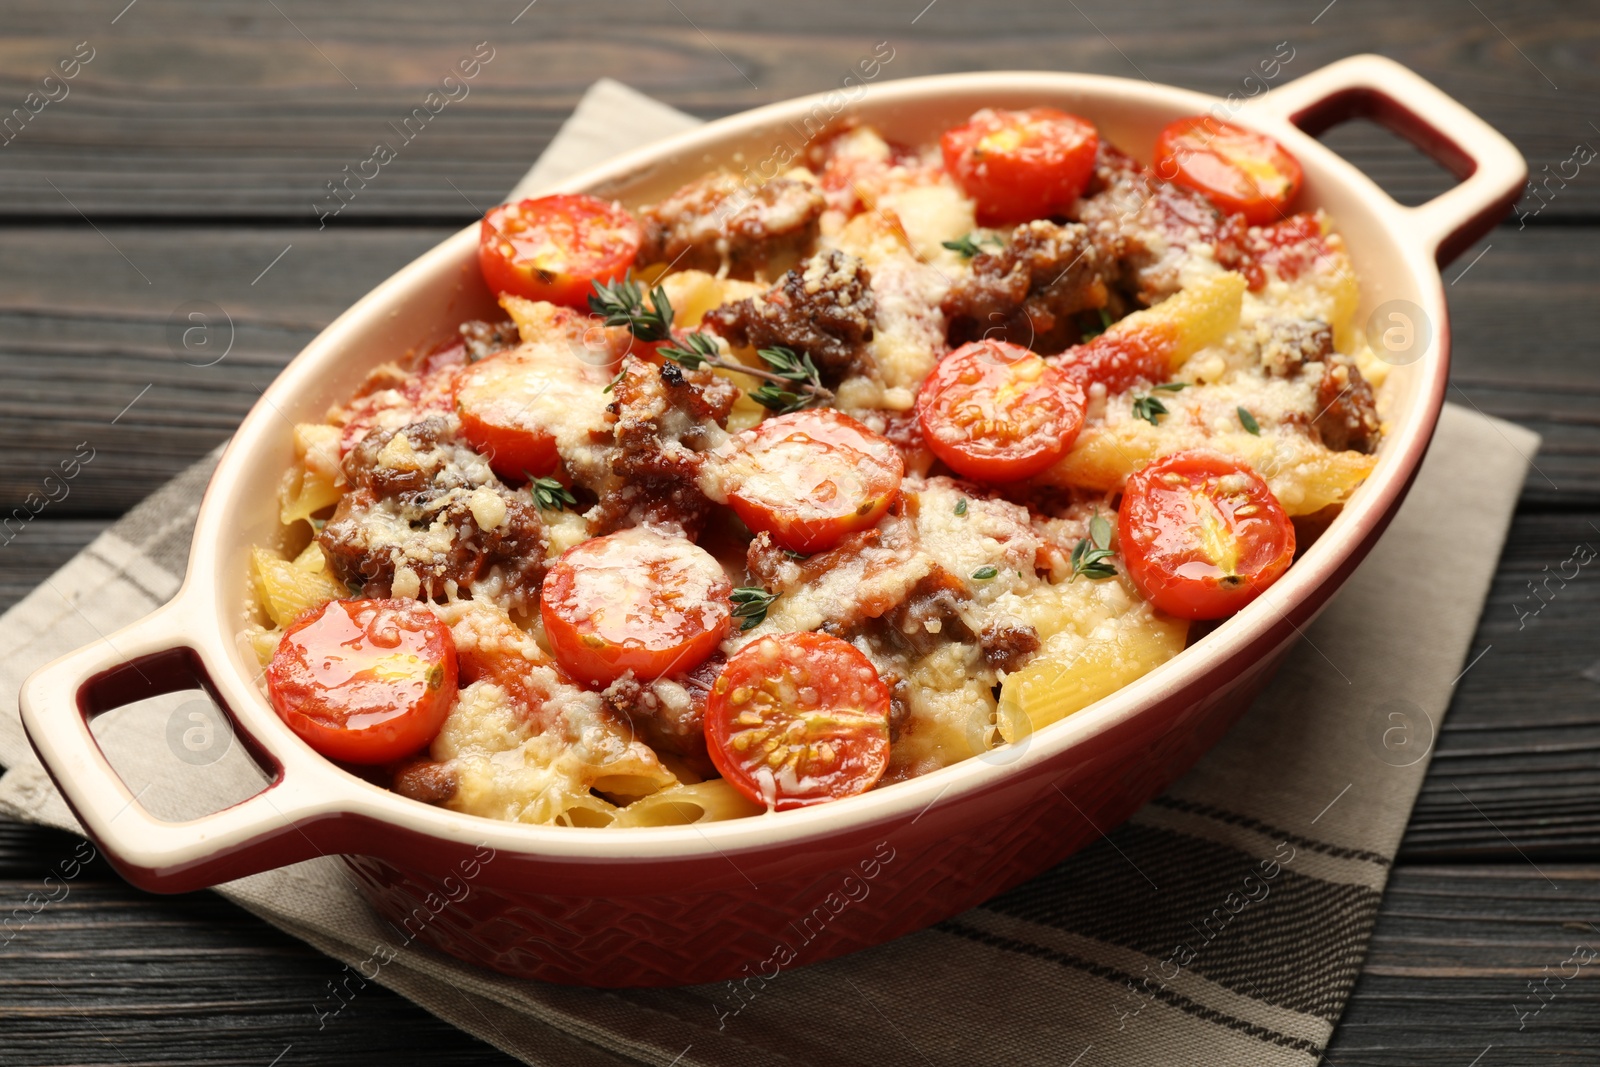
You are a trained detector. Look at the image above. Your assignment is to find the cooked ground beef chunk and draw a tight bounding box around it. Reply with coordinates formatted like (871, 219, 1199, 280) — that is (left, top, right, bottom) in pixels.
(1252, 318, 1379, 453)
(600, 656, 723, 777)
(979, 620, 1042, 673)
(942, 220, 1112, 351)
(459, 318, 520, 364)
(1256, 317, 1334, 378)
(637, 172, 825, 280)
(1313, 354, 1382, 454)
(588, 358, 739, 536)
(1074, 145, 1250, 306)
(701, 249, 876, 381)
(880, 565, 977, 657)
(318, 418, 548, 605)
(391, 759, 458, 805)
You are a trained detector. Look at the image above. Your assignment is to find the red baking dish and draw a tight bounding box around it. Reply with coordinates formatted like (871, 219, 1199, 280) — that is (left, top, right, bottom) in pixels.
(19, 56, 1524, 987)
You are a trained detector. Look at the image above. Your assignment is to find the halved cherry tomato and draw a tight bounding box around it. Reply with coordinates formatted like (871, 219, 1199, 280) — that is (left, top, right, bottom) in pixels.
(705, 632, 891, 811)
(1154, 116, 1302, 226)
(1117, 451, 1295, 620)
(706, 409, 903, 555)
(540, 527, 733, 687)
(1053, 325, 1174, 395)
(478, 195, 642, 309)
(1240, 212, 1331, 286)
(454, 341, 616, 482)
(940, 107, 1100, 225)
(917, 339, 1087, 483)
(266, 598, 458, 765)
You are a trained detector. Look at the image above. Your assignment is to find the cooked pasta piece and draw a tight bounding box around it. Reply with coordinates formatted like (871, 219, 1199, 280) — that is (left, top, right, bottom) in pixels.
(250, 544, 344, 628)
(612, 780, 766, 827)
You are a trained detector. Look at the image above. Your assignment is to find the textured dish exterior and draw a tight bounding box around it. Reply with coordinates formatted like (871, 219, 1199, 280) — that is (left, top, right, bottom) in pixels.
(20, 58, 1525, 989)
(344, 645, 1294, 986)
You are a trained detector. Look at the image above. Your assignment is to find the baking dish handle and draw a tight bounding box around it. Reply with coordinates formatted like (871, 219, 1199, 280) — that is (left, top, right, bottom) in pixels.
(18, 593, 353, 893)
(1241, 54, 1526, 266)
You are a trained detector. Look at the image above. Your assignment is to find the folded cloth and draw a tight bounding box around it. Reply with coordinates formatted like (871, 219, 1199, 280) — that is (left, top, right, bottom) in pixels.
(0, 79, 1539, 1067)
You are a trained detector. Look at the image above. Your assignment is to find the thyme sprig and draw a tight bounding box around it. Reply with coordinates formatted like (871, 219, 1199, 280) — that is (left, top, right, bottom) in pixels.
(731, 586, 779, 630)
(1131, 381, 1188, 426)
(1069, 512, 1118, 581)
(588, 273, 673, 342)
(657, 334, 834, 413)
(591, 277, 834, 411)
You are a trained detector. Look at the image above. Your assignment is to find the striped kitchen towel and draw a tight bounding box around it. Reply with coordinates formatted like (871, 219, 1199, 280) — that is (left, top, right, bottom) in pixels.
(0, 79, 1538, 1066)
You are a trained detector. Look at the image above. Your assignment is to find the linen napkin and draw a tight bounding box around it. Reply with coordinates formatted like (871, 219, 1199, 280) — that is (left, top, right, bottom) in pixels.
(0, 79, 1539, 1066)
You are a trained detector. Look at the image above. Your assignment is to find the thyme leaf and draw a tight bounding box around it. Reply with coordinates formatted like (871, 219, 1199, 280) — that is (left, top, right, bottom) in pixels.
(527, 475, 576, 512)
(730, 586, 778, 630)
(1132, 395, 1170, 426)
(1237, 406, 1261, 436)
(1070, 511, 1118, 581)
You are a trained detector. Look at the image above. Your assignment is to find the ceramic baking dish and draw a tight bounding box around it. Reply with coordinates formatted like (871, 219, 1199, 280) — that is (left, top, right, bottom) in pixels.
(20, 55, 1524, 986)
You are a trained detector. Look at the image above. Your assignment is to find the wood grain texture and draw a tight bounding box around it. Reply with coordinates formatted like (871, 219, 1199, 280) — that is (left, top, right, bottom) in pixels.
(1323, 866, 1600, 1065)
(0, 0, 1591, 221)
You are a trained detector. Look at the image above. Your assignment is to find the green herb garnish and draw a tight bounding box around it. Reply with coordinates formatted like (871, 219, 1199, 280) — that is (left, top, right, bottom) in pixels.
(746, 346, 825, 413)
(955, 498, 968, 516)
(602, 363, 629, 394)
(588, 273, 673, 342)
(1237, 406, 1261, 436)
(731, 586, 778, 630)
(658, 331, 720, 370)
(527, 475, 576, 512)
(941, 232, 1001, 258)
(1131, 382, 1187, 426)
(971, 565, 999, 581)
(1132, 395, 1169, 426)
(1070, 512, 1118, 581)
(654, 332, 834, 412)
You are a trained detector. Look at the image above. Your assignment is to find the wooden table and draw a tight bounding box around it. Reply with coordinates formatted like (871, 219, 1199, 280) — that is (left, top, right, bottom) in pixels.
(2, 2, 1596, 1063)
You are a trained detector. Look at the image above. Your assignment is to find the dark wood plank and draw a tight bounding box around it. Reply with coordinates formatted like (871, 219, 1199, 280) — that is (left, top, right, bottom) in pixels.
(1400, 510, 1600, 861)
(1324, 866, 1600, 1065)
(0, 0, 1590, 221)
(0, 227, 448, 515)
(0, 874, 524, 1067)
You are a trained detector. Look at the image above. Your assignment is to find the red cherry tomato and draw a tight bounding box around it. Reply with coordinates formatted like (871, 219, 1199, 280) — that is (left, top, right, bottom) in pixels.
(1154, 116, 1303, 226)
(1117, 451, 1295, 620)
(454, 341, 616, 482)
(478, 195, 642, 309)
(266, 598, 458, 765)
(1053, 326, 1174, 395)
(916, 340, 1087, 483)
(705, 632, 892, 811)
(940, 107, 1100, 225)
(540, 527, 733, 687)
(709, 409, 904, 555)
